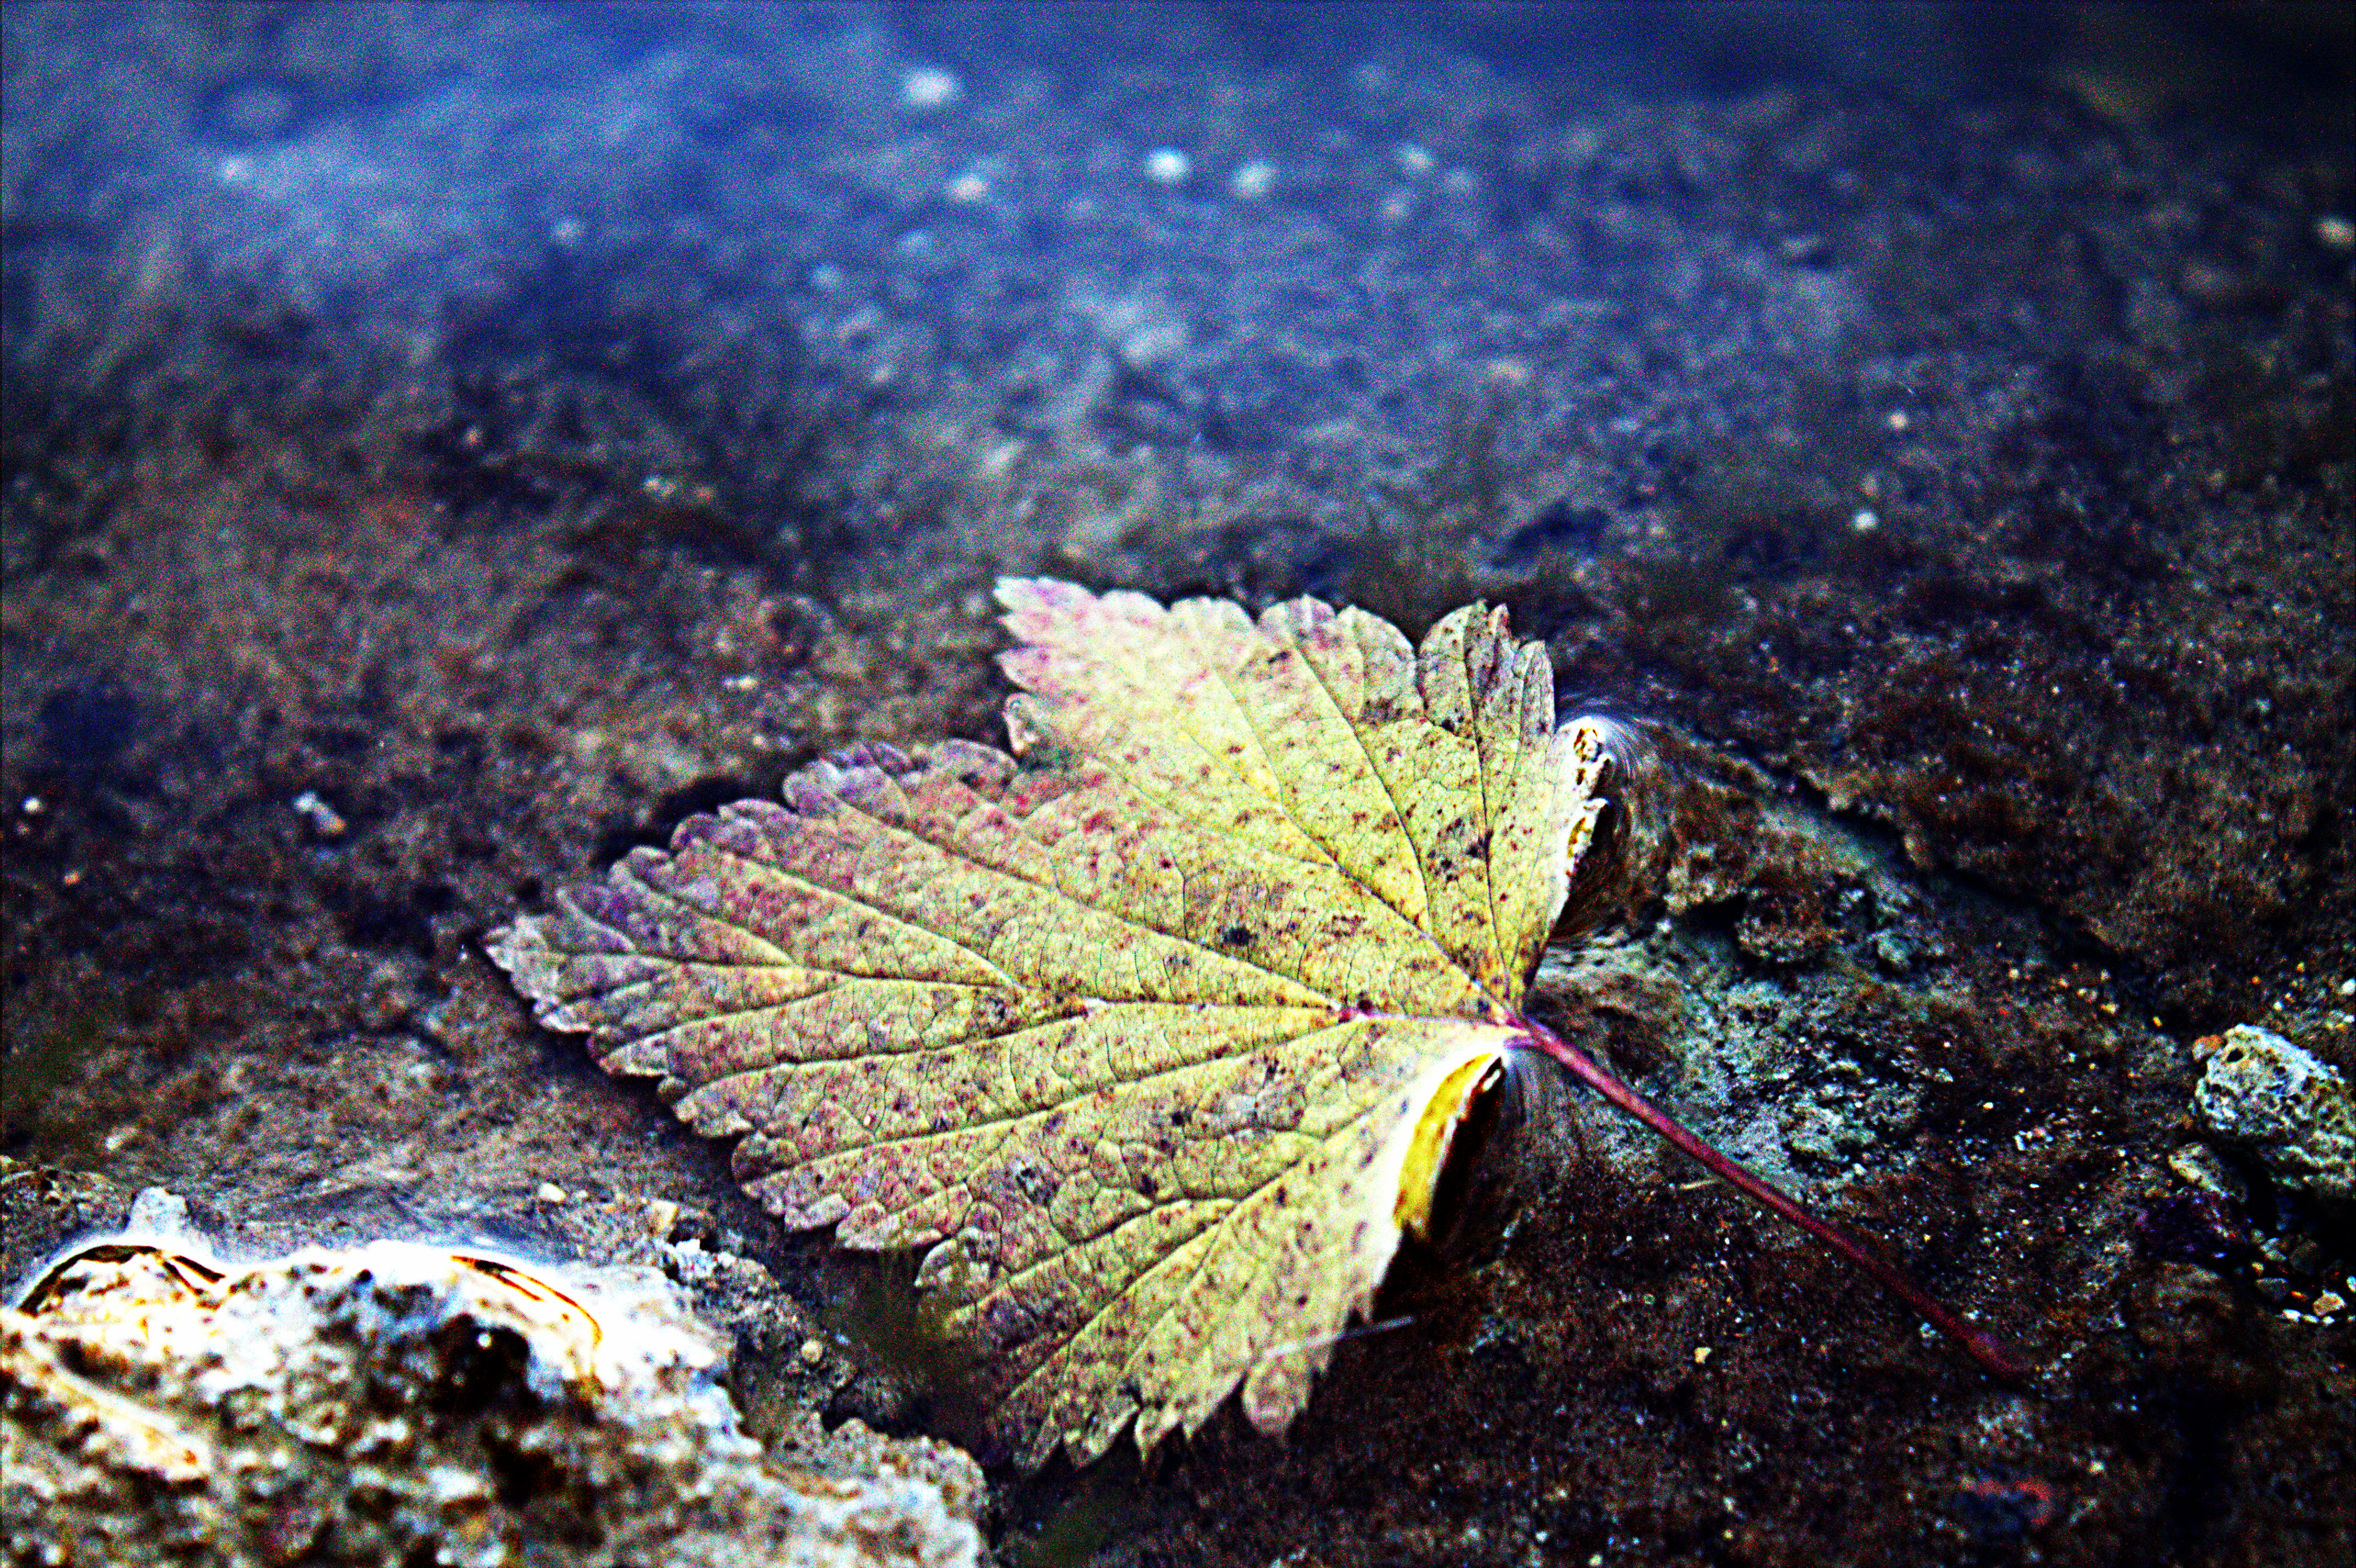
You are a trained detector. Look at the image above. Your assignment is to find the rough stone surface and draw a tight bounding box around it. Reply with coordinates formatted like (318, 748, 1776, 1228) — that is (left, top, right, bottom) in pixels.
(2193, 1024, 2356, 1201)
(4, 5, 2352, 1565)
(1, 1237, 983, 1567)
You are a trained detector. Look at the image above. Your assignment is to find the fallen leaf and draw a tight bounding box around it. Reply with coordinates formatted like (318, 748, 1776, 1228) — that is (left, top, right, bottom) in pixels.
(492, 579, 2018, 1468)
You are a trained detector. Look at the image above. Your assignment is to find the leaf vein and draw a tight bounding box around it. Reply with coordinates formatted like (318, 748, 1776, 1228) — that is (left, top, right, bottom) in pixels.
(1289, 619, 1437, 930)
(796, 777, 1338, 1004)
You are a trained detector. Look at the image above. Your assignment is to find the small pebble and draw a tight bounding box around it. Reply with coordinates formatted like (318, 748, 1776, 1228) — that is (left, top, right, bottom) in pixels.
(2166, 1142, 2247, 1203)
(536, 1182, 568, 1205)
(799, 1337, 828, 1365)
(2312, 1290, 2347, 1316)
(292, 790, 347, 838)
(1229, 159, 1276, 199)
(2192, 1024, 2356, 1201)
(899, 66, 962, 111)
(1141, 147, 1191, 185)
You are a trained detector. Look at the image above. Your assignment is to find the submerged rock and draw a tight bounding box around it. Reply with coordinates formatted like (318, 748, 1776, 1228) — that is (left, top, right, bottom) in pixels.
(2192, 1024, 2356, 1202)
(0, 1239, 982, 1568)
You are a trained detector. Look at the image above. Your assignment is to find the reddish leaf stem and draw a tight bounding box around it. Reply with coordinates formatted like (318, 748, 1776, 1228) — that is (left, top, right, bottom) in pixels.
(1513, 1017, 2026, 1383)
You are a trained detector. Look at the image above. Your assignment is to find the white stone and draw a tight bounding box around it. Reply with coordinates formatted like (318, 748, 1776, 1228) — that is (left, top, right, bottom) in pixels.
(1229, 159, 1277, 199)
(1141, 147, 1191, 185)
(899, 66, 963, 111)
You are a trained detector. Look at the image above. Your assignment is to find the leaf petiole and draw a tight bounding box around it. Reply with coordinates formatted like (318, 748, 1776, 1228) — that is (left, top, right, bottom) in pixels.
(1511, 1017, 2028, 1384)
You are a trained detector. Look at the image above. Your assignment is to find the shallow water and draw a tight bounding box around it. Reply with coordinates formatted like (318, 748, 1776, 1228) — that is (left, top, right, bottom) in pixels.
(4, 5, 2352, 1565)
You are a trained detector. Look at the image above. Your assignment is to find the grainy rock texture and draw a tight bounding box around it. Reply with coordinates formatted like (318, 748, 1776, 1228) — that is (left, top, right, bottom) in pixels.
(0, 1235, 984, 1567)
(2193, 1024, 2356, 1202)
(4, 4, 2352, 1566)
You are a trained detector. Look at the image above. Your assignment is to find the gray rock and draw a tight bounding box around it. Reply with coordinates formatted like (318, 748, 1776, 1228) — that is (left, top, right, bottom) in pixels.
(1, 1240, 983, 1568)
(2165, 1141, 2249, 1205)
(2192, 1025, 2355, 1202)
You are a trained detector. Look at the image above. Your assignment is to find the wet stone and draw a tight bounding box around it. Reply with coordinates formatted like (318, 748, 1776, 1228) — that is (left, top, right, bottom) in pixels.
(0, 1240, 983, 1568)
(2192, 1025, 2356, 1202)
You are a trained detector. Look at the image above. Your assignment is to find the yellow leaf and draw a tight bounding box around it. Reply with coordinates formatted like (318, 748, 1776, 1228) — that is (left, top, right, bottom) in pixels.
(493, 581, 1613, 1466)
